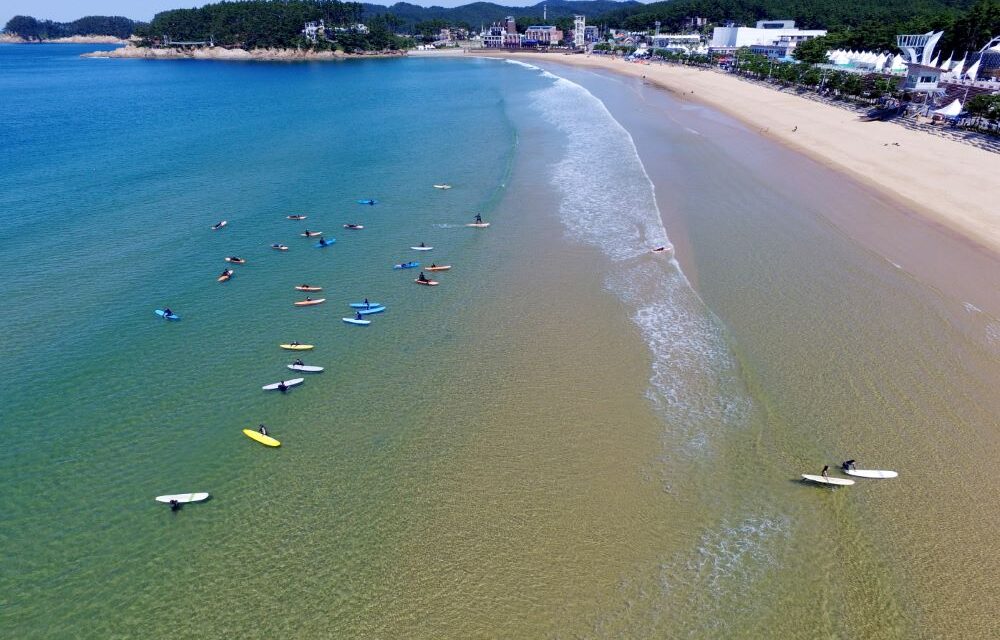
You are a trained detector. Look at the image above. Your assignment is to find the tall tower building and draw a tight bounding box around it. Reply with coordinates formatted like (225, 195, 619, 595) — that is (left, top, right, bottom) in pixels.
(573, 15, 586, 49)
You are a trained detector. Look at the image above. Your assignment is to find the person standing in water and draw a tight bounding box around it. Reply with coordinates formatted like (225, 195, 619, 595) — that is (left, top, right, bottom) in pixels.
(821, 465, 830, 479)
(842, 460, 856, 471)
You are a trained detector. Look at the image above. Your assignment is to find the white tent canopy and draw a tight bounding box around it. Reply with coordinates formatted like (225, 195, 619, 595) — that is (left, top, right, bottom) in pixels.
(933, 99, 963, 117)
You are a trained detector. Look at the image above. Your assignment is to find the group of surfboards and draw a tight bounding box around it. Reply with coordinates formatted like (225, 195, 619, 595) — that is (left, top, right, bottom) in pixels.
(802, 459, 898, 487)
(155, 188, 490, 509)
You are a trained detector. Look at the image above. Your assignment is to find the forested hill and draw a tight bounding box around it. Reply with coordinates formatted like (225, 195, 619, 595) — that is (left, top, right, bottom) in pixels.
(360, 1, 641, 28)
(3, 15, 140, 39)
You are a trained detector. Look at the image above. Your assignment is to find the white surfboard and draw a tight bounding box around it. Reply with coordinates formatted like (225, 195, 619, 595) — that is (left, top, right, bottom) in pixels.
(262, 378, 304, 390)
(801, 474, 854, 486)
(288, 364, 324, 373)
(411, 246, 433, 251)
(844, 469, 898, 479)
(156, 493, 209, 504)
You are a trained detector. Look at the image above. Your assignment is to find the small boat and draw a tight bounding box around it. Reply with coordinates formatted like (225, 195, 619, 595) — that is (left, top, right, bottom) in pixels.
(433, 184, 452, 190)
(154, 309, 180, 320)
(343, 224, 364, 230)
(301, 231, 323, 237)
(414, 279, 439, 286)
(343, 317, 372, 325)
(294, 298, 326, 307)
(315, 238, 335, 248)
(394, 262, 419, 269)
(425, 265, 451, 272)
(411, 245, 433, 251)
(280, 343, 314, 350)
(211, 220, 227, 230)
(295, 285, 322, 292)
(466, 222, 490, 228)
(287, 215, 307, 220)
(225, 256, 246, 264)
(271, 243, 289, 251)
(217, 269, 234, 283)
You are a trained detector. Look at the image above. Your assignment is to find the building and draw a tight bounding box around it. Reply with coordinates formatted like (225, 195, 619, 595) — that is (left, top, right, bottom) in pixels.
(650, 34, 702, 54)
(710, 20, 826, 54)
(483, 21, 505, 48)
(682, 17, 708, 31)
(503, 16, 522, 48)
(302, 20, 325, 44)
(524, 25, 563, 46)
(573, 16, 586, 49)
(902, 62, 943, 92)
(897, 32, 943, 65)
(584, 26, 600, 43)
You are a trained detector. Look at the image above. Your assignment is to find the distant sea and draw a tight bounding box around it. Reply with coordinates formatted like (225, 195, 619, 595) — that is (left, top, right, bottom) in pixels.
(2, 44, 998, 639)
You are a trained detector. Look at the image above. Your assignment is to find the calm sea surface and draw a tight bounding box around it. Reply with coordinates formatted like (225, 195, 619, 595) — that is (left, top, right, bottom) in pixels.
(2, 45, 998, 639)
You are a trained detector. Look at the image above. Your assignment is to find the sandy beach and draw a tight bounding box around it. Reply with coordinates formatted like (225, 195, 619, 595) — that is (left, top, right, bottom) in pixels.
(471, 51, 1000, 258)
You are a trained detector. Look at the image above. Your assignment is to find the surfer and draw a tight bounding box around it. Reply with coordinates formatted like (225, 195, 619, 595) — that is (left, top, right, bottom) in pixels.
(163, 307, 172, 317)
(305, 297, 312, 302)
(290, 341, 300, 346)
(474, 213, 483, 223)
(417, 272, 428, 282)
(363, 298, 369, 308)
(821, 465, 830, 479)
(277, 381, 288, 393)
(356, 312, 363, 320)
(430, 263, 437, 268)
(419, 242, 426, 247)
(169, 499, 181, 512)
(293, 359, 304, 366)
(259, 424, 268, 436)
(841, 460, 856, 471)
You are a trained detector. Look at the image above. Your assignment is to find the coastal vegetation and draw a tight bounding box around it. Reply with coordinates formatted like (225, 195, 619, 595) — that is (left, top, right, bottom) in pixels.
(2, 15, 140, 40)
(136, 0, 411, 51)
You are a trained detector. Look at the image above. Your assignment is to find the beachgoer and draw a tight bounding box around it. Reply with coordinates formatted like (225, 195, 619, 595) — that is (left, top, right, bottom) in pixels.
(259, 424, 268, 436)
(821, 465, 830, 479)
(306, 297, 312, 302)
(278, 381, 288, 393)
(474, 214, 483, 223)
(363, 298, 369, 308)
(430, 263, 437, 268)
(163, 308, 172, 316)
(419, 242, 426, 247)
(792, 126, 798, 132)
(170, 499, 181, 512)
(418, 272, 427, 282)
(291, 341, 300, 346)
(293, 359, 304, 366)
(356, 312, 363, 320)
(842, 460, 856, 471)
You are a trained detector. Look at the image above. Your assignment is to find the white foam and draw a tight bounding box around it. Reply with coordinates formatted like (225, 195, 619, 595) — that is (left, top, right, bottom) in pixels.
(504, 59, 541, 71)
(528, 71, 751, 457)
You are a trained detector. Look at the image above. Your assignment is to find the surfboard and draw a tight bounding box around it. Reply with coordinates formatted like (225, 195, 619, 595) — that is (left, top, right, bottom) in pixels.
(343, 224, 364, 230)
(211, 220, 227, 230)
(315, 240, 335, 248)
(801, 474, 854, 486)
(357, 199, 377, 205)
(425, 265, 451, 271)
(224, 257, 246, 264)
(280, 344, 314, 350)
(356, 305, 385, 315)
(411, 246, 433, 251)
(262, 378, 304, 391)
(287, 215, 306, 220)
(295, 286, 322, 292)
(288, 364, 324, 372)
(433, 184, 451, 189)
(394, 262, 419, 269)
(349, 302, 382, 308)
(414, 279, 439, 286)
(242, 429, 280, 447)
(217, 270, 233, 282)
(155, 493, 209, 504)
(294, 298, 326, 306)
(301, 231, 323, 237)
(466, 223, 490, 228)
(844, 469, 898, 479)
(343, 317, 371, 325)
(272, 244, 289, 251)
(154, 309, 180, 320)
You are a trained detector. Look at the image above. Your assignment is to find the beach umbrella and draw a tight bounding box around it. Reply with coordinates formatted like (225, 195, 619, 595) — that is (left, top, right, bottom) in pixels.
(932, 99, 963, 117)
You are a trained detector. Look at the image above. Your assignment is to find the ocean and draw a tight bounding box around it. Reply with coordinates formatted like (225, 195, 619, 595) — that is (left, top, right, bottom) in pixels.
(2, 44, 998, 638)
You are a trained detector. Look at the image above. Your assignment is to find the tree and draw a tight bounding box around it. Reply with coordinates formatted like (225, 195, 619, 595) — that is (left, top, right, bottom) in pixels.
(793, 36, 833, 64)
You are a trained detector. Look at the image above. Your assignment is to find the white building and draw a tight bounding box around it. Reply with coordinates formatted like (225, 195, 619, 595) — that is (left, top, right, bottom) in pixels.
(649, 34, 703, 54)
(710, 20, 826, 54)
(573, 15, 586, 49)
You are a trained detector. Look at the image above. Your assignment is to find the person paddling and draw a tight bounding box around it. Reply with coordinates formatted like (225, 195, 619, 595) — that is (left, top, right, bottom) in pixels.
(418, 271, 428, 282)
(841, 460, 856, 471)
(277, 381, 288, 393)
(163, 307, 173, 317)
(259, 424, 268, 436)
(293, 359, 304, 366)
(356, 312, 363, 320)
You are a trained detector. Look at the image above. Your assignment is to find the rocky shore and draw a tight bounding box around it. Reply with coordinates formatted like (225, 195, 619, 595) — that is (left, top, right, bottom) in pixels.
(2, 34, 126, 44)
(81, 45, 406, 61)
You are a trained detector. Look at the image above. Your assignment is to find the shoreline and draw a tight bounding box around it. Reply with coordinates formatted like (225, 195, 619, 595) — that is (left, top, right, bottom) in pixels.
(1, 34, 126, 44)
(81, 44, 405, 61)
(470, 50, 1000, 260)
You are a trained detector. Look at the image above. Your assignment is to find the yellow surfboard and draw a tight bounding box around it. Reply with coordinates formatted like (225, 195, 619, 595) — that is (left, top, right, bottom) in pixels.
(280, 344, 314, 350)
(242, 429, 280, 447)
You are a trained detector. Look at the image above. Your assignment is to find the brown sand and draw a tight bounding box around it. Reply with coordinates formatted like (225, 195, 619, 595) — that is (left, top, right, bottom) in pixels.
(470, 51, 1000, 258)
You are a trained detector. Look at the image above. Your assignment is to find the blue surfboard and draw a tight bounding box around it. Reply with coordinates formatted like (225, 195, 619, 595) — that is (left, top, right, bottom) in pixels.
(349, 302, 383, 309)
(315, 239, 336, 248)
(356, 306, 386, 315)
(393, 262, 419, 269)
(356, 199, 377, 205)
(155, 309, 180, 320)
